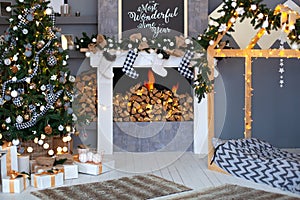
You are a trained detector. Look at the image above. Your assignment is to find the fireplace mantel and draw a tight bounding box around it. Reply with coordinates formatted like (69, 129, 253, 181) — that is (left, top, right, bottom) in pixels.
(88, 51, 208, 154)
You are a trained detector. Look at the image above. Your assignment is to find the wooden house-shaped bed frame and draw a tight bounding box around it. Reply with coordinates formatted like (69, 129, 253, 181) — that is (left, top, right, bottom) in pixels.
(206, 4, 300, 172)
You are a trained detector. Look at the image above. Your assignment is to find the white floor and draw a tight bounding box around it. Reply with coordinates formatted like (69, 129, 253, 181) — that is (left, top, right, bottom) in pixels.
(1, 152, 300, 199)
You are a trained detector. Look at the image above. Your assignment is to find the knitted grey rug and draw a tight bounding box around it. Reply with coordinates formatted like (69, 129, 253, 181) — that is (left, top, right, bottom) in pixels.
(165, 184, 300, 200)
(31, 174, 191, 200)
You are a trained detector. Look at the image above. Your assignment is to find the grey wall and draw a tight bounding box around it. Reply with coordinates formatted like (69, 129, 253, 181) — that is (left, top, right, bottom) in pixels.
(211, 0, 300, 148)
(49, 0, 300, 148)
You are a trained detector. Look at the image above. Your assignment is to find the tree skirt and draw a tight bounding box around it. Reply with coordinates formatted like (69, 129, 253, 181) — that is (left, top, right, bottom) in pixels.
(31, 174, 191, 200)
(212, 138, 300, 195)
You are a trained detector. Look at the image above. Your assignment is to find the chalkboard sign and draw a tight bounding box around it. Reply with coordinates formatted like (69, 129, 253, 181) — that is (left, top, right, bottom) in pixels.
(118, 0, 188, 38)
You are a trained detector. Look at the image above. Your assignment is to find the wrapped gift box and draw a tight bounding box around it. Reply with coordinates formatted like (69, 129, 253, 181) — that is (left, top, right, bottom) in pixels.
(74, 160, 114, 175)
(31, 172, 64, 189)
(0, 145, 18, 178)
(2, 176, 29, 193)
(63, 164, 78, 179)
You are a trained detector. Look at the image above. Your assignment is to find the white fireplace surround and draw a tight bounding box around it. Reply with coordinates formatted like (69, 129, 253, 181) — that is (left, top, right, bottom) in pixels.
(88, 51, 208, 154)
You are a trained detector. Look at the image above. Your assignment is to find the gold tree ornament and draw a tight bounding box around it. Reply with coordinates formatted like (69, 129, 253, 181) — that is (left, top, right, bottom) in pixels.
(55, 99, 62, 108)
(24, 114, 30, 121)
(44, 125, 53, 135)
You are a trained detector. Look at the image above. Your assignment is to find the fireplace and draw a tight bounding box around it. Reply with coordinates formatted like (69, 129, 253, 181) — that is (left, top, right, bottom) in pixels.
(89, 51, 208, 154)
(113, 68, 194, 152)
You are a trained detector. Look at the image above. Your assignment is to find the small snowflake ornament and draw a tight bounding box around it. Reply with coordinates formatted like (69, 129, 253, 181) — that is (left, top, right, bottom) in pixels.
(236, 7, 245, 16)
(50, 74, 57, 80)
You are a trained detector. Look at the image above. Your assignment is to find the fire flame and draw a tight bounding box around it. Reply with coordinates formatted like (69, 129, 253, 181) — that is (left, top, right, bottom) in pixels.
(172, 83, 179, 94)
(144, 70, 155, 91)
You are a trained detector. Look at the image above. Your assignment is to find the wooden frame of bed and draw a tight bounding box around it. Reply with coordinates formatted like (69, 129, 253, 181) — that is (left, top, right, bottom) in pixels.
(207, 6, 300, 172)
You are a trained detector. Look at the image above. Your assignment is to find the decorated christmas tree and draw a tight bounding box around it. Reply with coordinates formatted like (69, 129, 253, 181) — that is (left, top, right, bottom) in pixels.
(0, 0, 75, 147)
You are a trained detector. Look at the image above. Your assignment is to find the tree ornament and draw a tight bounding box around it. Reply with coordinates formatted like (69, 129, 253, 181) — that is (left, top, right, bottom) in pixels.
(12, 77, 17, 82)
(37, 40, 45, 49)
(58, 125, 64, 131)
(5, 117, 11, 123)
(50, 74, 57, 80)
(29, 83, 36, 89)
(40, 85, 46, 91)
(40, 105, 45, 111)
(24, 43, 32, 57)
(13, 54, 18, 61)
(22, 29, 28, 34)
(55, 99, 62, 108)
(24, 114, 30, 121)
(47, 55, 57, 67)
(13, 96, 23, 107)
(4, 58, 11, 65)
(11, 90, 18, 98)
(12, 139, 20, 146)
(19, 0, 24, 3)
(4, 95, 11, 101)
(16, 115, 23, 123)
(44, 125, 53, 134)
(2, 124, 6, 129)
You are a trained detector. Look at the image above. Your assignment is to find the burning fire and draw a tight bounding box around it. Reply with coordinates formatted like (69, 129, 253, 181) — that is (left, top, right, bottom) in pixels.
(144, 70, 155, 91)
(172, 83, 179, 94)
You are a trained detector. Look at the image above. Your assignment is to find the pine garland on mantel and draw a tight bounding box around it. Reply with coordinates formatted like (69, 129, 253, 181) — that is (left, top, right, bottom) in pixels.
(197, 0, 300, 49)
(75, 33, 212, 103)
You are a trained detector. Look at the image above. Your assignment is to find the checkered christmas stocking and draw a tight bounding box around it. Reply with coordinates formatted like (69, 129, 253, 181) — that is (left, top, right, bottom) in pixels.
(178, 50, 194, 79)
(122, 50, 139, 79)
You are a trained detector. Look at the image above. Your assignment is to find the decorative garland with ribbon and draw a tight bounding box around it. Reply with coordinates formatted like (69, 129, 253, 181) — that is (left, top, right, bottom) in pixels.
(197, 0, 300, 49)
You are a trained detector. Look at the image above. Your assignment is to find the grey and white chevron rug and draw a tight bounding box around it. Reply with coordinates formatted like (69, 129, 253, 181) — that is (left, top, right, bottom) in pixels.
(31, 174, 191, 200)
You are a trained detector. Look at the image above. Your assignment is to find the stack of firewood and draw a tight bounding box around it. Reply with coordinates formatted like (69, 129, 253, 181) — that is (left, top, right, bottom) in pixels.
(113, 83, 193, 122)
(74, 70, 97, 123)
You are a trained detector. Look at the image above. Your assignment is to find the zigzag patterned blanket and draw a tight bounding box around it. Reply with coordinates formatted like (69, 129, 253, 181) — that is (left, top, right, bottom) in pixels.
(213, 138, 300, 194)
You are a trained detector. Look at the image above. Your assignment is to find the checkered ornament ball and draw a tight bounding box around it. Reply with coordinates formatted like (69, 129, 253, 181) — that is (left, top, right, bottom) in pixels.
(47, 55, 57, 67)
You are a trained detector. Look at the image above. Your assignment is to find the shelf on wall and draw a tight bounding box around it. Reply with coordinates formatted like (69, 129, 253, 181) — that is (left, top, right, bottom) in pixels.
(0, 16, 97, 25)
(56, 16, 97, 25)
(67, 50, 86, 59)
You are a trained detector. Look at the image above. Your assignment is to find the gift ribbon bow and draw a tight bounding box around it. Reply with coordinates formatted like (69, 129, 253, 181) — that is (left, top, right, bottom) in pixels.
(8, 170, 29, 193)
(88, 34, 108, 53)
